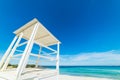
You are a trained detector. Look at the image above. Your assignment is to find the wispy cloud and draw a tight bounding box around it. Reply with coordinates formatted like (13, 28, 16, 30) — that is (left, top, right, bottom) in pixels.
(60, 50, 120, 66)
(1, 50, 120, 66)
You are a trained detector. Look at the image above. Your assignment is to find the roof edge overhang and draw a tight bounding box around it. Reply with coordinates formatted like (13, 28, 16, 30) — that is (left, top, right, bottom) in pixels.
(13, 18, 38, 35)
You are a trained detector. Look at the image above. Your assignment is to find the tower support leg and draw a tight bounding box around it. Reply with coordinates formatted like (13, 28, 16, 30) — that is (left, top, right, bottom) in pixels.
(56, 43, 60, 80)
(16, 23, 39, 80)
(1, 33, 23, 71)
(35, 46, 42, 68)
(0, 36, 18, 70)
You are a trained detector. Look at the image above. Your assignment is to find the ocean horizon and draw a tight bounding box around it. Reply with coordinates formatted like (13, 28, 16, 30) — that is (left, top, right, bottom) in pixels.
(43, 66, 120, 80)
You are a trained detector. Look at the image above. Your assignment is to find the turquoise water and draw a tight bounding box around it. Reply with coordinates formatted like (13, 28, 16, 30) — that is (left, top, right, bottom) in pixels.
(45, 66, 120, 80)
(60, 66, 120, 80)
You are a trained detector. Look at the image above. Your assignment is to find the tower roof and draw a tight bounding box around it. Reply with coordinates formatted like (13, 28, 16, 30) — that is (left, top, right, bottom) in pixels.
(14, 18, 60, 46)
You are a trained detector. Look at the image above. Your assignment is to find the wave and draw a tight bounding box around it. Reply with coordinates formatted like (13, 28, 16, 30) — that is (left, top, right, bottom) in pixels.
(60, 66, 120, 80)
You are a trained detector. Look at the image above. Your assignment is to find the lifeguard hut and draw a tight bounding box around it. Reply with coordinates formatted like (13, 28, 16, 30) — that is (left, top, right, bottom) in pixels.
(0, 18, 60, 80)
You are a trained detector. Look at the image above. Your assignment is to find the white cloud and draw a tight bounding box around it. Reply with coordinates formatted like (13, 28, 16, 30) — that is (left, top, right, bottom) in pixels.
(1, 50, 120, 66)
(60, 50, 120, 66)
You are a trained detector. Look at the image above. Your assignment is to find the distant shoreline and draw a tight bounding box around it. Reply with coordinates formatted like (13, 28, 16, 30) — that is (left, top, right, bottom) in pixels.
(8, 64, 120, 67)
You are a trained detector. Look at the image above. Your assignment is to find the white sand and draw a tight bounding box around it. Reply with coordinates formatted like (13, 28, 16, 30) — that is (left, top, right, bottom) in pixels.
(45, 75, 112, 80)
(0, 68, 112, 80)
(59, 75, 111, 80)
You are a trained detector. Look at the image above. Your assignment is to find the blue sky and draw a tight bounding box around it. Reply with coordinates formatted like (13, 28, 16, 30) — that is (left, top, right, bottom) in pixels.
(0, 0, 120, 65)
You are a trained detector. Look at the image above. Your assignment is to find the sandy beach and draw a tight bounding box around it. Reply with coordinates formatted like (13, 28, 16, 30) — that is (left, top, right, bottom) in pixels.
(60, 75, 111, 80)
(44, 75, 112, 80)
(0, 68, 113, 80)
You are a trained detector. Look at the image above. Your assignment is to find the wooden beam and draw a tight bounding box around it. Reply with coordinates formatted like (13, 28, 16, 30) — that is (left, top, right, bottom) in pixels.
(12, 54, 22, 57)
(16, 50, 24, 53)
(30, 53, 56, 61)
(17, 41, 28, 47)
(35, 42, 57, 52)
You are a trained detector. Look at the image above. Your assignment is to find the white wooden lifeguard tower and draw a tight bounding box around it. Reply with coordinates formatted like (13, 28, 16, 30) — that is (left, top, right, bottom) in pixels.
(0, 18, 60, 80)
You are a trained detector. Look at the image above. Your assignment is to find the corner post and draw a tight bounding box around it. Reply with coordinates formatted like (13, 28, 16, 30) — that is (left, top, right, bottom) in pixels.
(56, 42, 60, 80)
(16, 23, 39, 80)
(35, 46, 42, 68)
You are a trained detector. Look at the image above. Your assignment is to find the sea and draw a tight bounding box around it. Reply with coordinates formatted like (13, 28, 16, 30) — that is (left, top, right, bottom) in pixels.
(44, 66, 120, 80)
